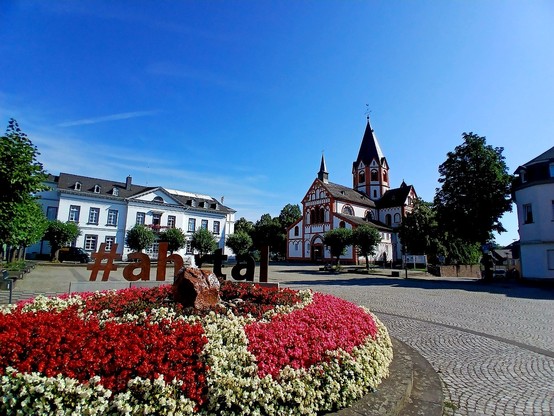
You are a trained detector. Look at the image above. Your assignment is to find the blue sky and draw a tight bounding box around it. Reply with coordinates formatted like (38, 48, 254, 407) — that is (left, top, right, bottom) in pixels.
(1, 1, 553, 246)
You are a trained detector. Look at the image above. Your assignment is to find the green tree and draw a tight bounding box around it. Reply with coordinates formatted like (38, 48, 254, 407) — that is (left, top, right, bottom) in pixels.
(323, 227, 353, 266)
(434, 132, 513, 246)
(125, 225, 156, 253)
(352, 224, 381, 270)
(252, 214, 283, 255)
(234, 217, 254, 235)
(0, 119, 49, 259)
(7, 199, 48, 261)
(158, 227, 186, 253)
(43, 220, 81, 261)
(225, 231, 253, 257)
(191, 228, 217, 257)
(399, 198, 444, 261)
(278, 203, 301, 230)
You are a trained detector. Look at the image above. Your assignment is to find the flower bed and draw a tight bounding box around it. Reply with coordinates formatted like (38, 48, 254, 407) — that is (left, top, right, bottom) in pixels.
(0, 281, 393, 415)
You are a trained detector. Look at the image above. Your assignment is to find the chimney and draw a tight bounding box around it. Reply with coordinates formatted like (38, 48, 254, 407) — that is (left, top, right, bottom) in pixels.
(125, 175, 132, 190)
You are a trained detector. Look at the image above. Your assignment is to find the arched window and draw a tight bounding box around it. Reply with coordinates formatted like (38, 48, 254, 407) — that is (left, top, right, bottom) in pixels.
(358, 171, 365, 183)
(339, 221, 346, 228)
(306, 211, 310, 225)
(74, 182, 81, 191)
(311, 208, 317, 223)
(319, 207, 325, 223)
(341, 205, 354, 215)
(93, 184, 101, 193)
(382, 170, 388, 182)
(370, 170, 378, 181)
(394, 213, 401, 223)
(373, 190, 377, 198)
(385, 214, 392, 226)
(153, 196, 164, 203)
(112, 187, 119, 196)
(294, 226, 299, 236)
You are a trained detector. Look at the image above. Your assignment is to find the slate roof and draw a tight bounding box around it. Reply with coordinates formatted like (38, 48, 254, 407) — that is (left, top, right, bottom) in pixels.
(353, 118, 385, 168)
(53, 173, 235, 214)
(322, 181, 376, 208)
(334, 213, 391, 231)
(376, 182, 414, 208)
(520, 145, 554, 167)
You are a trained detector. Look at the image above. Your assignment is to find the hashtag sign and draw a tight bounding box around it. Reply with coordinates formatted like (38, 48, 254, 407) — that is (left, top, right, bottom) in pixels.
(87, 243, 119, 281)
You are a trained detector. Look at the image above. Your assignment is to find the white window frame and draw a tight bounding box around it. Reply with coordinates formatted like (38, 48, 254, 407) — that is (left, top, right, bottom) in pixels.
(213, 220, 220, 234)
(107, 209, 118, 226)
(136, 212, 145, 225)
(188, 218, 196, 232)
(69, 205, 80, 222)
(105, 236, 116, 250)
(523, 204, 533, 224)
(167, 215, 176, 228)
(201, 219, 208, 230)
(88, 207, 100, 225)
(84, 234, 98, 251)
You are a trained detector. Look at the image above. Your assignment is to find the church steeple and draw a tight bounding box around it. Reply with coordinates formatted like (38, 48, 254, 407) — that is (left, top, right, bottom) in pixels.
(352, 116, 390, 200)
(318, 154, 329, 184)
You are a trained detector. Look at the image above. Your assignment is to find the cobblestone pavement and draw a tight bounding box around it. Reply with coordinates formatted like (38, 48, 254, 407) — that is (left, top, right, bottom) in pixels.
(2, 263, 553, 415)
(271, 267, 554, 416)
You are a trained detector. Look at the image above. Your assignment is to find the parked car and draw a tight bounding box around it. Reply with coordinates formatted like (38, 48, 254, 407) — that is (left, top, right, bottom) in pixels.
(58, 247, 91, 263)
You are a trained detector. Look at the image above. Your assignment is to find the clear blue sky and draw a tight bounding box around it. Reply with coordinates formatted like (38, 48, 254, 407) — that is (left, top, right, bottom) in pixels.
(1, 1, 553, 246)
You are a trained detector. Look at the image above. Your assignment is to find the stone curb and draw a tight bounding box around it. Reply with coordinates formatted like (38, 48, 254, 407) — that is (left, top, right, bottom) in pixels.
(329, 338, 443, 416)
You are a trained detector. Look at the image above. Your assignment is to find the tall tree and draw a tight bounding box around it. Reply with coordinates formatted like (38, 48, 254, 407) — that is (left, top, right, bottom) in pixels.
(252, 214, 282, 254)
(434, 132, 513, 246)
(278, 203, 301, 230)
(234, 217, 254, 235)
(0, 119, 49, 257)
(323, 228, 352, 266)
(191, 228, 218, 257)
(398, 198, 443, 260)
(125, 225, 156, 253)
(352, 224, 381, 270)
(43, 220, 81, 261)
(158, 227, 186, 253)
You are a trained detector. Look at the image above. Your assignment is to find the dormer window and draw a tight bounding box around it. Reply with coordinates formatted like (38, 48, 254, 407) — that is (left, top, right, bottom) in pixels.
(549, 163, 554, 178)
(74, 182, 82, 191)
(112, 187, 119, 196)
(93, 184, 101, 194)
(153, 196, 164, 203)
(520, 170, 527, 183)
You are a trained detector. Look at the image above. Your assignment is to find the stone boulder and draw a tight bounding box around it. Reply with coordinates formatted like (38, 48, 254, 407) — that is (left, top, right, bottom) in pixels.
(173, 267, 221, 310)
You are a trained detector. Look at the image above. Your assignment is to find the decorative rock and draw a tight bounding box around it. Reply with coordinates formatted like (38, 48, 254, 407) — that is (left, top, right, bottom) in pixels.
(173, 267, 221, 310)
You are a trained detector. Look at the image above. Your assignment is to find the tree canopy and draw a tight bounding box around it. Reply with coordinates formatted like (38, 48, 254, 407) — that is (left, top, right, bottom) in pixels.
(323, 227, 352, 266)
(278, 203, 301, 230)
(434, 132, 512, 246)
(352, 224, 381, 270)
(125, 225, 156, 253)
(225, 231, 253, 257)
(43, 220, 81, 261)
(0, 119, 49, 257)
(158, 227, 186, 253)
(398, 198, 443, 259)
(191, 228, 217, 257)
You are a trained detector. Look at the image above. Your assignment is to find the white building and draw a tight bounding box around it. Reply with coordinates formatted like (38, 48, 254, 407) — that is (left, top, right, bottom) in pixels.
(29, 173, 236, 261)
(286, 118, 417, 264)
(513, 146, 554, 279)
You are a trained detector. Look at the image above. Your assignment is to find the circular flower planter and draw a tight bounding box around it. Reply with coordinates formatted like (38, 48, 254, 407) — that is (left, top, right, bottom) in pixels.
(0, 282, 393, 415)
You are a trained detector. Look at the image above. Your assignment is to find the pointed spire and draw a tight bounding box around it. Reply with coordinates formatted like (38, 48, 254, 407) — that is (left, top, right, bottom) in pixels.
(354, 116, 385, 166)
(318, 153, 329, 184)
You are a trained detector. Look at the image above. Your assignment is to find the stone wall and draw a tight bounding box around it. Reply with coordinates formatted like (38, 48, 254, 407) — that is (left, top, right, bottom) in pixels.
(434, 265, 482, 278)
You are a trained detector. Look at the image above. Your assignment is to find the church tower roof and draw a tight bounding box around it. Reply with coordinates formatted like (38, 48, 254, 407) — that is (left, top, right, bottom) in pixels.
(354, 117, 385, 167)
(318, 154, 329, 183)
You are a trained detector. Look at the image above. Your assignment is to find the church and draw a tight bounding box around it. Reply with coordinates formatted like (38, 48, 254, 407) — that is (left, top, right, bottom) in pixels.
(286, 118, 417, 265)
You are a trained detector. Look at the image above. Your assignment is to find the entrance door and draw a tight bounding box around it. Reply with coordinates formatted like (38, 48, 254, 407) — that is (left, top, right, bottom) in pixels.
(311, 244, 323, 262)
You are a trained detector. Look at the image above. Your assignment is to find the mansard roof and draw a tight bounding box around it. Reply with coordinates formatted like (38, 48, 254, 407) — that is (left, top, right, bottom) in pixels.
(53, 172, 235, 213)
(322, 180, 376, 208)
(353, 118, 386, 168)
(377, 182, 415, 209)
(334, 213, 391, 231)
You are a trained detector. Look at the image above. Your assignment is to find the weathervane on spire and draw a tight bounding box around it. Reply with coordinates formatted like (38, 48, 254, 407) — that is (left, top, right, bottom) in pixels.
(365, 104, 372, 121)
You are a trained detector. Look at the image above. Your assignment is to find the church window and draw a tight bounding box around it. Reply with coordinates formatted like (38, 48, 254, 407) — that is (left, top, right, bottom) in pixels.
(319, 190, 325, 199)
(319, 207, 325, 223)
(306, 211, 310, 224)
(339, 221, 346, 228)
(342, 205, 354, 215)
(294, 226, 299, 236)
(373, 190, 377, 198)
(370, 170, 378, 181)
(359, 171, 365, 183)
(394, 213, 401, 223)
(383, 171, 387, 182)
(385, 214, 392, 226)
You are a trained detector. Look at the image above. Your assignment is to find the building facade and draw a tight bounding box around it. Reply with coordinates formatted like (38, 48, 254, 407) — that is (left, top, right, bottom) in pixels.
(29, 173, 236, 261)
(513, 146, 554, 279)
(286, 118, 417, 264)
